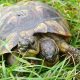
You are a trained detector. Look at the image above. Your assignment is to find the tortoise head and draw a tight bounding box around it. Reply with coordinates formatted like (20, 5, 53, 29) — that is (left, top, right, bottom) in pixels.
(18, 36, 36, 52)
(18, 31, 39, 56)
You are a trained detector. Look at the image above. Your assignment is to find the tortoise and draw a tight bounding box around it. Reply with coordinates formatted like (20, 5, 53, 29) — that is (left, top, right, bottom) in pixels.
(0, 1, 80, 65)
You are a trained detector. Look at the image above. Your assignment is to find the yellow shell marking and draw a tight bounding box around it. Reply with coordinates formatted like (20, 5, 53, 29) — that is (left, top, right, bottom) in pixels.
(34, 23, 47, 33)
(45, 20, 66, 34)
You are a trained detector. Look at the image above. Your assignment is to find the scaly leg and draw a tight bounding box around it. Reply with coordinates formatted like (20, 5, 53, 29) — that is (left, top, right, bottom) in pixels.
(39, 37, 59, 66)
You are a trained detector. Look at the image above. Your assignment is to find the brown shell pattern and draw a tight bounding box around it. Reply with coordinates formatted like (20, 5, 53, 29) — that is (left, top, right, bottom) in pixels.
(0, 1, 71, 53)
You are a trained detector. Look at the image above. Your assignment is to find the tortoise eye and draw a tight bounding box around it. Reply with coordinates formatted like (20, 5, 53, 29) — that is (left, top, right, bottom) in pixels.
(31, 41, 35, 45)
(17, 14, 21, 16)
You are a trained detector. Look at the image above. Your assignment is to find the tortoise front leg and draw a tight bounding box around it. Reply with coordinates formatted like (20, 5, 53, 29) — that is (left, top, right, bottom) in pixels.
(51, 35, 80, 64)
(58, 41, 80, 64)
(39, 37, 59, 66)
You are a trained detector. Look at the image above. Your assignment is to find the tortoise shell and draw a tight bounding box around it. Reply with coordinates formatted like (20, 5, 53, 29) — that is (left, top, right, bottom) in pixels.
(0, 1, 71, 53)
